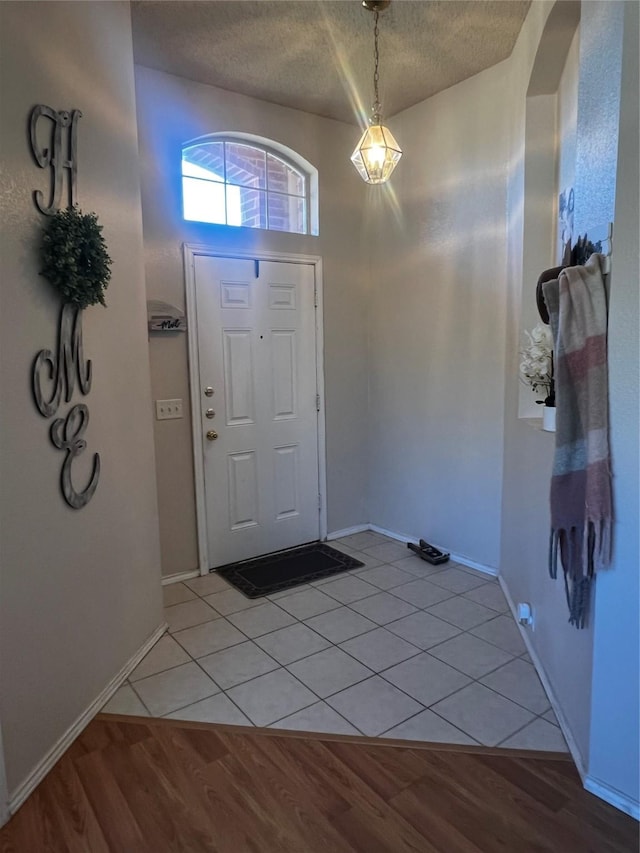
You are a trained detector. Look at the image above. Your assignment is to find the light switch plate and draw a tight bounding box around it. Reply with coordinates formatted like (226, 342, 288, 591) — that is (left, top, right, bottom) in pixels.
(156, 399, 183, 420)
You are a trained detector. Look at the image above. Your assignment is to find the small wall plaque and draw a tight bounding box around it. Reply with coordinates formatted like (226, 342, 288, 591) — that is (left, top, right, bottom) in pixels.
(147, 300, 187, 332)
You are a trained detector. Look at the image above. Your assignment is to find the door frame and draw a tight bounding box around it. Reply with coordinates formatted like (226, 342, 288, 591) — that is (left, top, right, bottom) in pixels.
(183, 243, 327, 576)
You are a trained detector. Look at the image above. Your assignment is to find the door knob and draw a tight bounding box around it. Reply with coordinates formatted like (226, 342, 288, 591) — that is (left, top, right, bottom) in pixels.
(205, 408, 215, 419)
(206, 430, 218, 441)
(204, 387, 214, 397)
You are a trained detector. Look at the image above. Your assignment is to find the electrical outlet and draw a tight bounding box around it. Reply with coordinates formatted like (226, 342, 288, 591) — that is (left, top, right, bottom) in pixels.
(517, 602, 534, 628)
(155, 399, 183, 420)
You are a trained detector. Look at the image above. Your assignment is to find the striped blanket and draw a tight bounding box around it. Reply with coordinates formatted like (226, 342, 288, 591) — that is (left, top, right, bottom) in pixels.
(542, 254, 612, 628)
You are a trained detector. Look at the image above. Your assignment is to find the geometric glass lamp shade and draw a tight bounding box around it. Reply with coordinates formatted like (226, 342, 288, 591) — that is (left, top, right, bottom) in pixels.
(351, 0, 401, 184)
(351, 121, 402, 184)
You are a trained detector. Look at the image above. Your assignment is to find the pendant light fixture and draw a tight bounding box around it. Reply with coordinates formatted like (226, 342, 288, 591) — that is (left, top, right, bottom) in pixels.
(351, 0, 402, 184)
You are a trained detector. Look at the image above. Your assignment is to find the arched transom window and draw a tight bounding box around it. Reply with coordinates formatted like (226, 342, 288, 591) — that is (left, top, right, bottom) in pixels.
(182, 135, 316, 235)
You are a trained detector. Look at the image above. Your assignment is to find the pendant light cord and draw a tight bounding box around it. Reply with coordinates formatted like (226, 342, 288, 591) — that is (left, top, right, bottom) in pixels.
(373, 10, 381, 120)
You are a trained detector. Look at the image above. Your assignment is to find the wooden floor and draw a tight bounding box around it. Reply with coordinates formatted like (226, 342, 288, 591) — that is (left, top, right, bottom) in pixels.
(1, 715, 637, 853)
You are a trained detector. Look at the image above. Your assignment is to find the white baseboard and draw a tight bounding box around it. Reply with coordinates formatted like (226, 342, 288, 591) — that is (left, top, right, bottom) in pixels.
(498, 576, 587, 779)
(161, 569, 200, 586)
(500, 575, 640, 819)
(368, 523, 413, 543)
(326, 524, 370, 541)
(446, 553, 498, 578)
(368, 525, 498, 578)
(584, 775, 640, 820)
(0, 736, 8, 828)
(8, 621, 167, 815)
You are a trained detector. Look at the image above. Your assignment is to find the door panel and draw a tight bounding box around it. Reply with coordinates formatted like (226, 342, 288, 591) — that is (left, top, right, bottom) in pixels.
(222, 330, 255, 425)
(271, 330, 297, 419)
(194, 255, 319, 567)
(227, 451, 259, 530)
(274, 444, 299, 520)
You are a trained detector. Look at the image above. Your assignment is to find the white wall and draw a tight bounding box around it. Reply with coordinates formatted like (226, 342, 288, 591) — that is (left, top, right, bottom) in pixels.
(0, 0, 162, 805)
(501, 1, 590, 773)
(587, 0, 639, 814)
(518, 92, 560, 419)
(134, 67, 370, 577)
(556, 29, 579, 231)
(501, 0, 632, 789)
(518, 7, 580, 420)
(573, 2, 624, 236)
(367, 61, 509, 570)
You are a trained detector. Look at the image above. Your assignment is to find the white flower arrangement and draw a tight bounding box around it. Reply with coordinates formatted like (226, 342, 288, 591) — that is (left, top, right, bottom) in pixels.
(520, 322, 555, 406)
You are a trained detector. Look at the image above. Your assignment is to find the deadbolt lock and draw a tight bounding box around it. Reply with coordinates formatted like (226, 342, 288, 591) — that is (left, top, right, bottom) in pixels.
(205, 409, 215, 419)
(204, 387, 214, 397)
(206, 430, 218, 441)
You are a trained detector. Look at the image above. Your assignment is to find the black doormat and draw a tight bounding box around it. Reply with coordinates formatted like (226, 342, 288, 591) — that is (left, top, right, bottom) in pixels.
(216, 543, 364, 598)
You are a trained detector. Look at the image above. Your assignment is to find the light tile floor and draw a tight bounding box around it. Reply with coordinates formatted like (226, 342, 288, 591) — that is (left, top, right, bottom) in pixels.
(103, 532, 568, 751)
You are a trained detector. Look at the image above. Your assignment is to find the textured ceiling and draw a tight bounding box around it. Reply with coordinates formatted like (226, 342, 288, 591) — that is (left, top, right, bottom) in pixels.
(131, 1, 531, 126)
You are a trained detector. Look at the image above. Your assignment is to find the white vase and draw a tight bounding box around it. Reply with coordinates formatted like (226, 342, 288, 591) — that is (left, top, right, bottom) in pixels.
(543, 406, 556, 432)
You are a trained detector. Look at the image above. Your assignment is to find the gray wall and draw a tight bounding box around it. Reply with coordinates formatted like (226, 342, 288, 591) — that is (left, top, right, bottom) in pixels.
(501, 0, 595, 771)
(573, 2, 624, 235)
(588, 0, 640, 809)
(501, 0, 629, 778)
(367, 59, 509, 569)
(134, 66, 370, 577)
(0, 1, 163, 801)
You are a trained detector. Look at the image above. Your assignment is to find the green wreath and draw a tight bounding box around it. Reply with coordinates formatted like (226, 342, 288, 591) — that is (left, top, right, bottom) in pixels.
(40, 207, 112, 309)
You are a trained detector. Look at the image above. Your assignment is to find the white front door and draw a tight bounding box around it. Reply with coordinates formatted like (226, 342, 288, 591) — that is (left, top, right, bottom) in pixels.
(193, 254, 320, 568)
